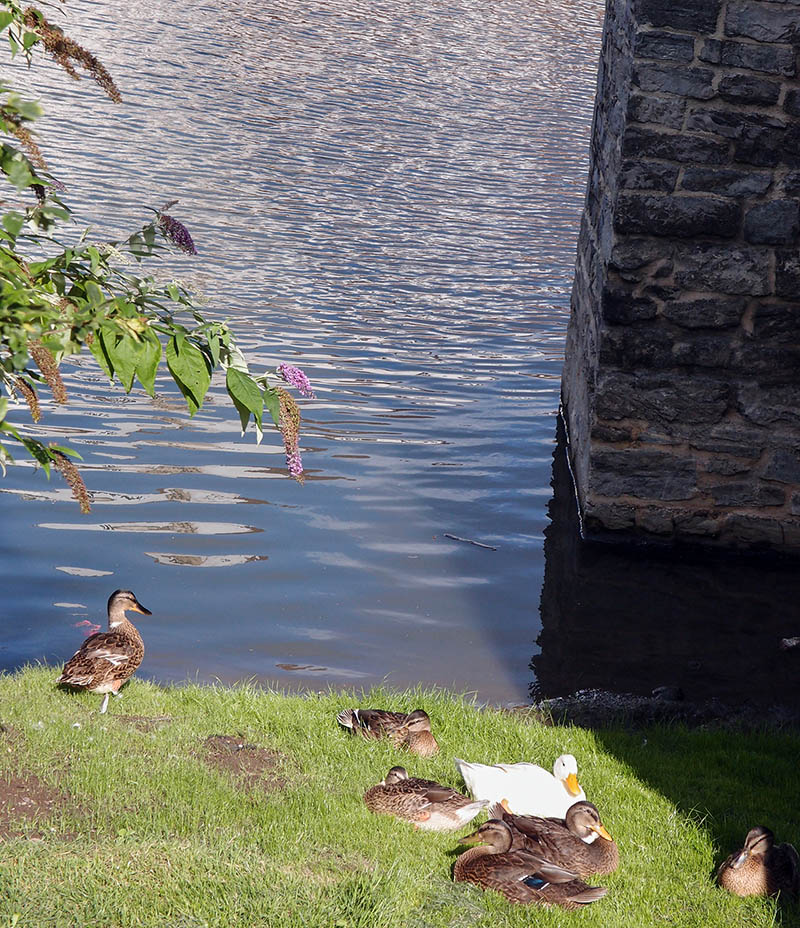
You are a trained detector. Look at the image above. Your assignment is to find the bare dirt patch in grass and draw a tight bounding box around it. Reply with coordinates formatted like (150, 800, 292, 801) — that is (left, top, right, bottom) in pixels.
(0, 772, 70, 839)
(201, 735, 287, 795)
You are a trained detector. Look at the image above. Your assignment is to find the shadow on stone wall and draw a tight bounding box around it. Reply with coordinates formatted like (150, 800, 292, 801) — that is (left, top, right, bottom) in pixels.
(532, 416, 800, 709)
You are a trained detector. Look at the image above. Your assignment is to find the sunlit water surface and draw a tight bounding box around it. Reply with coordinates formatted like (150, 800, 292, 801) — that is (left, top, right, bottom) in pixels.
(2, 0, 607, 704)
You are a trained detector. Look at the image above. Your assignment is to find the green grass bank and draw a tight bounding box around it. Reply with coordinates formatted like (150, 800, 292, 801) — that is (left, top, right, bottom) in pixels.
(0, 666, 798, 927)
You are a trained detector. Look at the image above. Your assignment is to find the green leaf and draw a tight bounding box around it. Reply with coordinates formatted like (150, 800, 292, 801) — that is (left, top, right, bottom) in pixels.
(226, 367, 263, 435)
(0, 12, 14, 31)
(85, 280, 105, 307)
(263, 386, 281, 428)
(166, 336, 211, 415)
(105, 332, 141, 393)
(135, 330, 161, 396)
(89, 329, 114, 382)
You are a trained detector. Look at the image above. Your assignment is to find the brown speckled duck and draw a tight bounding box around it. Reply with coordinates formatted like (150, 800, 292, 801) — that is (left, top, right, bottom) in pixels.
(488, 799, 619, 876)
(454, 819, 608, 909)
(57, 590, 151, 713)
(717, 826, 799, 898)
(336, 708, 439, 756)
(364, 766, 488, 831)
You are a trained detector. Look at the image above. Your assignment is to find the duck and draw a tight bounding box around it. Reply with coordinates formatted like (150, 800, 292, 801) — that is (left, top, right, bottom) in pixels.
(454, 819, 608, 908)
(488, 799, 618, 875)
(454, 754, 585, 816)
(364, 766, 488, 831)
(56, 589, 150, 714)
(717, 826, 799, 898)
(336, 708, 439, 756)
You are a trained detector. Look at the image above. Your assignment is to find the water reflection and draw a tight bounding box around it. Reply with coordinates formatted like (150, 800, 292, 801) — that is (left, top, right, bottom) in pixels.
(533, 419, 800, 709)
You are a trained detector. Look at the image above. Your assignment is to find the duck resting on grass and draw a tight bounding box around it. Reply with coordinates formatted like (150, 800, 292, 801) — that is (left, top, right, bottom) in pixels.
(336, 708, 439, 756)
(717, 826, 799, 898)
(454, 753, 585, 816)
(57, 589, 150, 714)
(454, 819, 608, 909)
(488, 799, 618, 876)
(364, 766, 488, 831)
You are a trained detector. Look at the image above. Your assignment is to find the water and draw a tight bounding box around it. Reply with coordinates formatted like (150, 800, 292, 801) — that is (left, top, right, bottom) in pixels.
(6, 1, 797, 712)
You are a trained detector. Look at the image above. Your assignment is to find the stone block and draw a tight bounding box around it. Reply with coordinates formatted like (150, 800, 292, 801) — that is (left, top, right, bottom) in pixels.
(731, 343, 800, 383)
(686, 108, 786, 140)
(775, 249, 800, 297)
(763, 447, 800, 484)
(620, 160, 679, 192)
(674, 243, 770, 295)
(673, 509, 723, 536)
(583, 501, 636, 531)
(780, 125, 800, 169)
(738, 384, 800, 426)
(705, 457, 752, 476)
(673, 336, 734, 368)
(718, 74, 782, 106)
(785, 89, 800, 117)
(720, 513, 784, 547)
(633, 63, 716, 99)
(744, 200, 800, 244)
(596, 372, 730, 424)
(680, 167, 772, 197)
(627, 93, 686, 128)
(610, 237, 669, 270)
(661, 296, 745, 329)
(591, 449, 697, 500)
(634, 506, 674, 534)
(635, 31, 695, 62)
(598, 328, 676, 370)
(591, 423, 634, 442)
(689, 422, 765, 458)
(635, 0, 722, 32)
(725, 1, 800, 43)
(622, 126, 729, 163)
(710, 482, 785, 507)
(615, 193, 740, 238)
(700, 39, 796, 76)
(752, 302, 800, 339)
(601, 287, 659, 324)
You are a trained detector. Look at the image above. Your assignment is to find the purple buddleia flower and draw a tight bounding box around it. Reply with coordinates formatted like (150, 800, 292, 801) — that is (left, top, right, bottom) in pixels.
(277, 362, 315, 398)
(286, 449, 304, 479)
(158, 213, 198, 255)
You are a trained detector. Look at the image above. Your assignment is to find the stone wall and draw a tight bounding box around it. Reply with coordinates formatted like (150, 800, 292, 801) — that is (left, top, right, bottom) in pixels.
(562, 0, 800, 552)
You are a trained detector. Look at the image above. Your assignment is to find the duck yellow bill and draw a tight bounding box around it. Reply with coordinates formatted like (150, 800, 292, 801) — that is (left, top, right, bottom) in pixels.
(593, 823, 613, 841)
(460, 829, 483, 845)
(565, 773, 581, 795)
(132, 600, 152, 615)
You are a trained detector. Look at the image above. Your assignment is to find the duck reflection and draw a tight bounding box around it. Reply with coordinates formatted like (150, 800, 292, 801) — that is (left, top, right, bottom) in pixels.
(532, 418, 800, 709)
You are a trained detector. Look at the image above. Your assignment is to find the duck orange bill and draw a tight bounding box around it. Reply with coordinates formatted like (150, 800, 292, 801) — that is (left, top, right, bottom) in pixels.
(593, 823, 613, 841)
(132, 600, 152, 615)
(566, 773, 581, 795)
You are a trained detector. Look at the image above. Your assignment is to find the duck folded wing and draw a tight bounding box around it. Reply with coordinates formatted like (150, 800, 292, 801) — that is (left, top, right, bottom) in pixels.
(58, 631, 140, 682)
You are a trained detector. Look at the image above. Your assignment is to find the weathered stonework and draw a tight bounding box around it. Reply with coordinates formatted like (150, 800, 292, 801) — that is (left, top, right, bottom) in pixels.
(562, 0, 800, 552)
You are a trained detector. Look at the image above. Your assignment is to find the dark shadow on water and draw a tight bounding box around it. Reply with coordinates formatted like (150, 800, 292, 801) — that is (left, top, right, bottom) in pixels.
(532, 416, 800, 709)
(532, 418, 800, 921)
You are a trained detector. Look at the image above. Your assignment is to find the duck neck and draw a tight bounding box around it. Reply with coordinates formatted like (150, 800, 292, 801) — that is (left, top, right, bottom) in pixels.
(454, 845, 495, 880)
(108, 611, 140, 640)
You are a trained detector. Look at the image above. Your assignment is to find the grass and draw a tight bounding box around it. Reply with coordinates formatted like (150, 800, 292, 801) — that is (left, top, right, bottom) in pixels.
(0, 666, 798, 928)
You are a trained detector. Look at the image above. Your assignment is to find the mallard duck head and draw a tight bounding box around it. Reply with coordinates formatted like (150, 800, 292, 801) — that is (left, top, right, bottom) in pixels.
(553, 753, 582, 796)
(731, 827, 774, 868)
(383, 766, 409, 785)
(406, 710, 433, 732)
(460, 819, 514, 853)
(565, 801, 613, 843)
(108, 589, 152, 626)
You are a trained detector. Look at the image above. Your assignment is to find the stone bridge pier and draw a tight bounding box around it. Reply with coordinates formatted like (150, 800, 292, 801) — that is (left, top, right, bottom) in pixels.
(562, 0, 800, 552)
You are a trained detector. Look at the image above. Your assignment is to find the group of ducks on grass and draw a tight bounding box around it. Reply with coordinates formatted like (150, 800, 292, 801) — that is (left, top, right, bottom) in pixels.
(58, 590, 800, 909)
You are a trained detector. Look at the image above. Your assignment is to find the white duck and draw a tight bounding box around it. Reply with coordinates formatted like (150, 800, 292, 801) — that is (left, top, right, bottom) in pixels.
(454, 754, 586, 817)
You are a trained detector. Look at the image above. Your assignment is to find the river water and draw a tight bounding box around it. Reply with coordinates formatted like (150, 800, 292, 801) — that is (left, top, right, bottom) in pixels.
(4, 0, 798, 710)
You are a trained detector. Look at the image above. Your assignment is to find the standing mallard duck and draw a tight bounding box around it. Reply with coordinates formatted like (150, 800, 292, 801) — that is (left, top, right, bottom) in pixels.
(364, 766, 488, 831)
(488, 799, 618, 876)
(717, 826, 799, 898)
(454, 819, 608, 909)
(57, 590, 151, 714)
(454, 754, 585, 816)
(336, 708, 439, 756)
